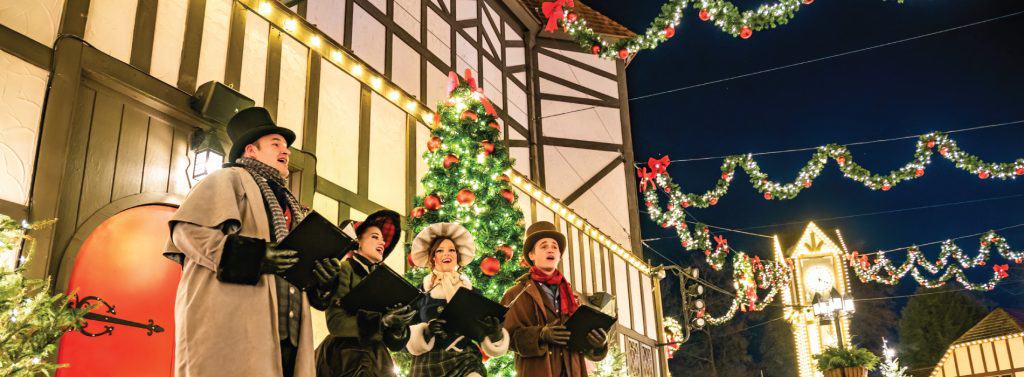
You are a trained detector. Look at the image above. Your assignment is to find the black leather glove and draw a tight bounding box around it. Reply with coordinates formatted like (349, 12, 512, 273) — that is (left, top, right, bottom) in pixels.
(260, 243, 298, 274)
(479, 316, 504, 342)
(540, 324, 570, 346)
(426, 318, 450, 341)
(313, 258, 342, 288)
(586, 328, 608, 349)
(382, 305, 416, 329)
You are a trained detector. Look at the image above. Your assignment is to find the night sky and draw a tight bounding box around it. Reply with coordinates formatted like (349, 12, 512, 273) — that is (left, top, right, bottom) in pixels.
(583, 0, 1024, 335)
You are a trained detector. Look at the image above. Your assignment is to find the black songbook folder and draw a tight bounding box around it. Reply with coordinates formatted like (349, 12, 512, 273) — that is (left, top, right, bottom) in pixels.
(439, 287, 509, 341)
(565, 305, 617, 352)
(339, 264, 423, 313)
(277, 211, 356, 289)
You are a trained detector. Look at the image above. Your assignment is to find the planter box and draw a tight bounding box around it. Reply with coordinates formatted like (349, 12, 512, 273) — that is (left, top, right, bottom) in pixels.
(823, 367, 867, 377)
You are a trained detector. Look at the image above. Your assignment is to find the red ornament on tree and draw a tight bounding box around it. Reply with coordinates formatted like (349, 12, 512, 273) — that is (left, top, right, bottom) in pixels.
(591, 45, 601, 55)
(681, 200, 690, 208)
(410, 206, 426, 219)
(699, 9, 710, 21)
(443, 154, 460, 169)
(837, 156, 847, 165)
(709, 197, 718, 206)
(939, 147, 948, 156)
(500, 189, 515, 203)
(497, 245, 514, 260)
(456, 189, 476, 205)
(617, 48, 629, 60)
(424, 194, 442, 210)
(567, 12, 577, 22)
(427, 136, 442, 152)
(480, 256, 501, 276)
(915, 168, 925, 177)
(739, 26, 752, 39)
(481, 140, 495, 155)
(1016, 167, 1024, 175)
(882, 184, 891, 191)
(764, 192, 772, 200)
(927, 140, 936, 149)
(460, 111, 478, 121)
(803, 180, 812, 188)
(978, 171, 990, 179)
(663, 26, 675, 38)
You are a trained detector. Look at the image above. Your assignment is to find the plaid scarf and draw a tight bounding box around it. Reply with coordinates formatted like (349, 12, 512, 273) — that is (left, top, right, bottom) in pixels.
(235, 157, 305, 241)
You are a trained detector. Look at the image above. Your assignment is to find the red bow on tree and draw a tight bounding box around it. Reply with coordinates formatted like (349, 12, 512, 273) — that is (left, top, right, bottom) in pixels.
(464, 69, 478, 91)
(446, 71, 460, 96)
(994, 264, 1010, 278)
(648, 156, 670, 174)
(859, 255, 870, 269)
(541, 0, 575, 32)
(475, 89, 497, 116)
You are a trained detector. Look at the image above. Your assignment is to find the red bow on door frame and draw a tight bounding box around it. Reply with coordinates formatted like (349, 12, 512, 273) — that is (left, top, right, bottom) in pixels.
(541, 0, 575, 32)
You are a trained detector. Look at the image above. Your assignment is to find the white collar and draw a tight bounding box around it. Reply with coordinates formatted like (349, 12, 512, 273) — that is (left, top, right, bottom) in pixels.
(423, 272, 473, 300)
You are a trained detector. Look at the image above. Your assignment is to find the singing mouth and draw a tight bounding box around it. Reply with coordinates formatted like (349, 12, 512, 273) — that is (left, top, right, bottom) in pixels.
(441, 257, 453, 264)
(277, 157, 287, 164)
(545, 255, 556, 261)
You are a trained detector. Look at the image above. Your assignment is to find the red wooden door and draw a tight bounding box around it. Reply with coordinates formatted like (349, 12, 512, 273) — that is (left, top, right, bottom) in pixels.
(56, 205, 180, 376)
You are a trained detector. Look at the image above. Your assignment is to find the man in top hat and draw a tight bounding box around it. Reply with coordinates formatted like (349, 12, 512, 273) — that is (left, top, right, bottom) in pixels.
(500, 221, 609, 377)
(164, 107, 341, 377)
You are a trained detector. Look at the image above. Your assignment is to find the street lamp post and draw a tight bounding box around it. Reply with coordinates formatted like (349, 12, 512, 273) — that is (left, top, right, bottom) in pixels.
(812, 288, 855, 348)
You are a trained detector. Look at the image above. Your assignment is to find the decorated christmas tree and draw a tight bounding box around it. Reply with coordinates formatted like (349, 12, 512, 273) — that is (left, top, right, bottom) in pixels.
(401, 70, 526, 376)
(0, 215, 87, 376)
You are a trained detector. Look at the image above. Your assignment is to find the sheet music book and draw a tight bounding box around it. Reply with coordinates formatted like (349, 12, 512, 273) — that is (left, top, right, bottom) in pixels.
(276, 211, 356, 289)
(338, 264, 423, 313)
(565, 305, 617, 352)
(438, 287, 509, 341)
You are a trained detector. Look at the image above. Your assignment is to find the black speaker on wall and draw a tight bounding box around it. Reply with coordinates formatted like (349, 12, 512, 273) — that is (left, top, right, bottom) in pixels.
(190, 81, 255, 125)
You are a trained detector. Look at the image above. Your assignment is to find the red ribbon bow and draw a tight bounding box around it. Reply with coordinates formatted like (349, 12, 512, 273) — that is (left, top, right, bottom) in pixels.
(446, 71, 460, 96)
(475, 89, 497, 116)
(541, 0, 574, 32)
(637, 167, 655, 192)
(713, 235, 728, 248)
(647, 156, 670, 174)
(464, 69, 478, 91)
(994, 264, 1010, 278)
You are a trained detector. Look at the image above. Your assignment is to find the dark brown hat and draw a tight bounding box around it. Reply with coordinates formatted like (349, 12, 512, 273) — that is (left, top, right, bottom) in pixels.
(226, 107, 296, 162)
(522, 221, 566, 266)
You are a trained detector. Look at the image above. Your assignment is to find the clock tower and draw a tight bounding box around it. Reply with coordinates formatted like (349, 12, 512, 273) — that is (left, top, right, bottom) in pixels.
(773, 222, 855, 377)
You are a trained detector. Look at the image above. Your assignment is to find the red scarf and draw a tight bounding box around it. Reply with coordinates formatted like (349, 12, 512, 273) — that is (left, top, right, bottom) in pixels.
(529, 266, 579, 315)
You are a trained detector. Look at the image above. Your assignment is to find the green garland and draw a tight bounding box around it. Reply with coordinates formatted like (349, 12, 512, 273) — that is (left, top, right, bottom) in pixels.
(641, 132, 1024, 262)
(849, 231, 1020, 291)
(553, 0, 905, 59)
(704, 250, 791, 326)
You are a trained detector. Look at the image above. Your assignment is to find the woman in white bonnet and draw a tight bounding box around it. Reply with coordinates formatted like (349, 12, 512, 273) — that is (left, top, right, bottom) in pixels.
(406, 223, 509, 376)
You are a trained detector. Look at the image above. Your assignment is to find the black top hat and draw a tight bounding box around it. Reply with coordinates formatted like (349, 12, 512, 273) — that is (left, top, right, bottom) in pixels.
(522, 221, 566, 266)
(226, 107, 296, 162)
(340, 209, 402, 260)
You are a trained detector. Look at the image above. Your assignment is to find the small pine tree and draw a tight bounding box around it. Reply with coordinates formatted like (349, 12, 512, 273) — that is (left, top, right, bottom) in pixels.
(402, 70, 526, 376)
(0, 216, 87, 376)
(591, 343, 628, 377)
(879, 338, 909, 377)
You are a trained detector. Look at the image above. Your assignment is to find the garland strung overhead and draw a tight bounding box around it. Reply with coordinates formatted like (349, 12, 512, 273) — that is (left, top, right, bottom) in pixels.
(849, 231, 1021, 291)
(704, 250, 791, 326)
(544, 0, 905, 60)
(641, 131, 1024, 259)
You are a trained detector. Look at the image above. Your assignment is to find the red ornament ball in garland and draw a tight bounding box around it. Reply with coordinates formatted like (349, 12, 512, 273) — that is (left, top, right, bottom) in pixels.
(927, 140, 936, 149)
(663, 26, 675, 38)
(764, 192, 772, 200)
(739, 26, 752, 39)
(497, 245, 514, 260)
(982, 241, 989, 247)
(456, 189, 476, 205)
(443, 154, 460, 169)
(567, 12, 577, 22)
(681, 200, 690, 208)
(481, 140, 495, 155)
(837, 156, 847, 165)
(410, 206, 426, 219)
(802, 0, 813, 4)
(1016, 167, 1024, 175)
(591, 45, 601, 55)
(803, 180, 812, 188)
(681, 240, 689, 248)
(427, 136, 442, 152)
(709, 197, 718, 206)
(617, 48, 629, 60)
(979, 171, 990, 179)
(915, 168, 925, 177)
(480, 256, 501, 276)
(500, 189, 516, 203)
(424, 194, 442, 210)
(939, 147, 949, 156)
(699, 9, 710, 21)
(882, 184, 891, 191)
(721, 172, 731, 181)
(461, 111, 478, 121)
